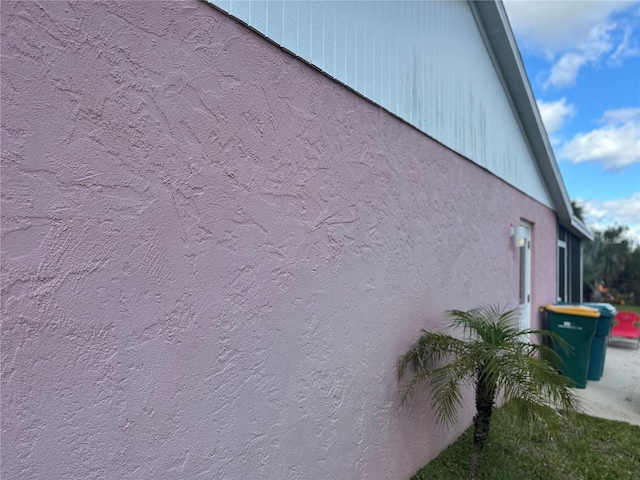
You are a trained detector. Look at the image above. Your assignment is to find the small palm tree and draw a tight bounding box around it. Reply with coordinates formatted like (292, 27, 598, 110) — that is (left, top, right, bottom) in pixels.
(397, 306, 581, 480)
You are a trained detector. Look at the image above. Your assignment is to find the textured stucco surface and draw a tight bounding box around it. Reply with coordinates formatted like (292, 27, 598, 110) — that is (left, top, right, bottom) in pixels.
(1, 1, 556, 479)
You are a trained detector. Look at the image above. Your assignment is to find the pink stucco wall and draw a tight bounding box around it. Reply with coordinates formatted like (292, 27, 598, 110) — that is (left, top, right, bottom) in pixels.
(1, 2, 557, 478)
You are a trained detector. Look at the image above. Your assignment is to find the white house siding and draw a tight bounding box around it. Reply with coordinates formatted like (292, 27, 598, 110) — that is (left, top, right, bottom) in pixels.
(206, 0, 554, 209)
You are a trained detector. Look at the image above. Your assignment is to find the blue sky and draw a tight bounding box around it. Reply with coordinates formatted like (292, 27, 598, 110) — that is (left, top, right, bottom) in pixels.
(503, 1, 640, 245)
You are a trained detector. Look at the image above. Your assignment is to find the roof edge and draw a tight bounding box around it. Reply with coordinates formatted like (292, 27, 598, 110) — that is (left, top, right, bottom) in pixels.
(568, 216, 595, 241)
(471, 1, 593, 243)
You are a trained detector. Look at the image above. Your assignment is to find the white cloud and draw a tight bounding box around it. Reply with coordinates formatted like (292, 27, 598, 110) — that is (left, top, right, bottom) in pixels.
(504, 1, 634, 52)
(611, 23, 640, 63)
(602, 108, 640, 124)
(537, 98, 576, 137)
(504, 1, 640, 89)
(544, 22, 615, 89)
(560, 108, 640, 170)
(626, 225, 640, 247)
(576, 194, 640, 246)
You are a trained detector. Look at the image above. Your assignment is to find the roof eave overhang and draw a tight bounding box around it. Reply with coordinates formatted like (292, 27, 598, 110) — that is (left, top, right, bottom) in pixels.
(471, 1, 594, 242)
(568, 216, 595, 241)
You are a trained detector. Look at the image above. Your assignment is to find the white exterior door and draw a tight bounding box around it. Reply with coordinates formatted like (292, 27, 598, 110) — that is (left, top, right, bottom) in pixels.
(518, 222, 532, 332)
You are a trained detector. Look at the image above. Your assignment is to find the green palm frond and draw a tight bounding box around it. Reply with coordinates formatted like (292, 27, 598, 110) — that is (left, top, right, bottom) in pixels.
(396, 330, 467, 381)
(495, 342, 581, 416)
(447, 305, 520, 344)
(396, 330, 476, 413)
(428, 361, 468, 425)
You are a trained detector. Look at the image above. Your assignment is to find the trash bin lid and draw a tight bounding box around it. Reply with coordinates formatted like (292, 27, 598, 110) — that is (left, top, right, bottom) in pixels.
(582, 302, 617, 317)
(544, 304, 600, 318)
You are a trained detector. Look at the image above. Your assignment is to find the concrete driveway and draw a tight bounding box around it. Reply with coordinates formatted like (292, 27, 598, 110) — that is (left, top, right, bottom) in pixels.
(574, 342, 640, 426)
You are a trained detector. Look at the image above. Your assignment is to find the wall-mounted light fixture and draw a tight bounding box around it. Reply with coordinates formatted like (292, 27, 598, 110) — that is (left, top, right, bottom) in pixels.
(510, 225, 527, 248)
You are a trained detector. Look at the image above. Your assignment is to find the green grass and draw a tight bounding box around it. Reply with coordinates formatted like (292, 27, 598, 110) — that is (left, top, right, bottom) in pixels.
(615, 304, 640, 315)
(411, 404, 640, 480)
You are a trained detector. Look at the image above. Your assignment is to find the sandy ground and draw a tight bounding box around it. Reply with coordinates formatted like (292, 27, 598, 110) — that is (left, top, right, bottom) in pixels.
(573, 340, 640, 426)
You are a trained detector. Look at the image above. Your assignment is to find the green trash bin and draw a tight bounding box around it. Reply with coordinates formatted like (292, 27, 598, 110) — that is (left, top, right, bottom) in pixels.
(542, 304, 600, 388)
(563, 303, 617, 381)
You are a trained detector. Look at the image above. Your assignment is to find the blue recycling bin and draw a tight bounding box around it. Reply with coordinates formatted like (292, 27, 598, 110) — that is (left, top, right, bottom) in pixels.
(583, 303, 617, 381)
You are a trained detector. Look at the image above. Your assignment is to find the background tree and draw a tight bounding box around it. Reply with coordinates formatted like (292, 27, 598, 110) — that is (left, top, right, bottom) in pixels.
(570, 199, 638, 305)
(397, 306, 580, 480)
(583, 230, 606, 300)
(571, 200, 585, 222)
(583, 226, 636, 304)
(617, 245, 640, 305)
(601, 227, 631, 288)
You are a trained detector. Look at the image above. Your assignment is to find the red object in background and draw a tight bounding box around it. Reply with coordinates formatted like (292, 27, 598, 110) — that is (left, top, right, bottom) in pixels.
(610, 312, 640, 349)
